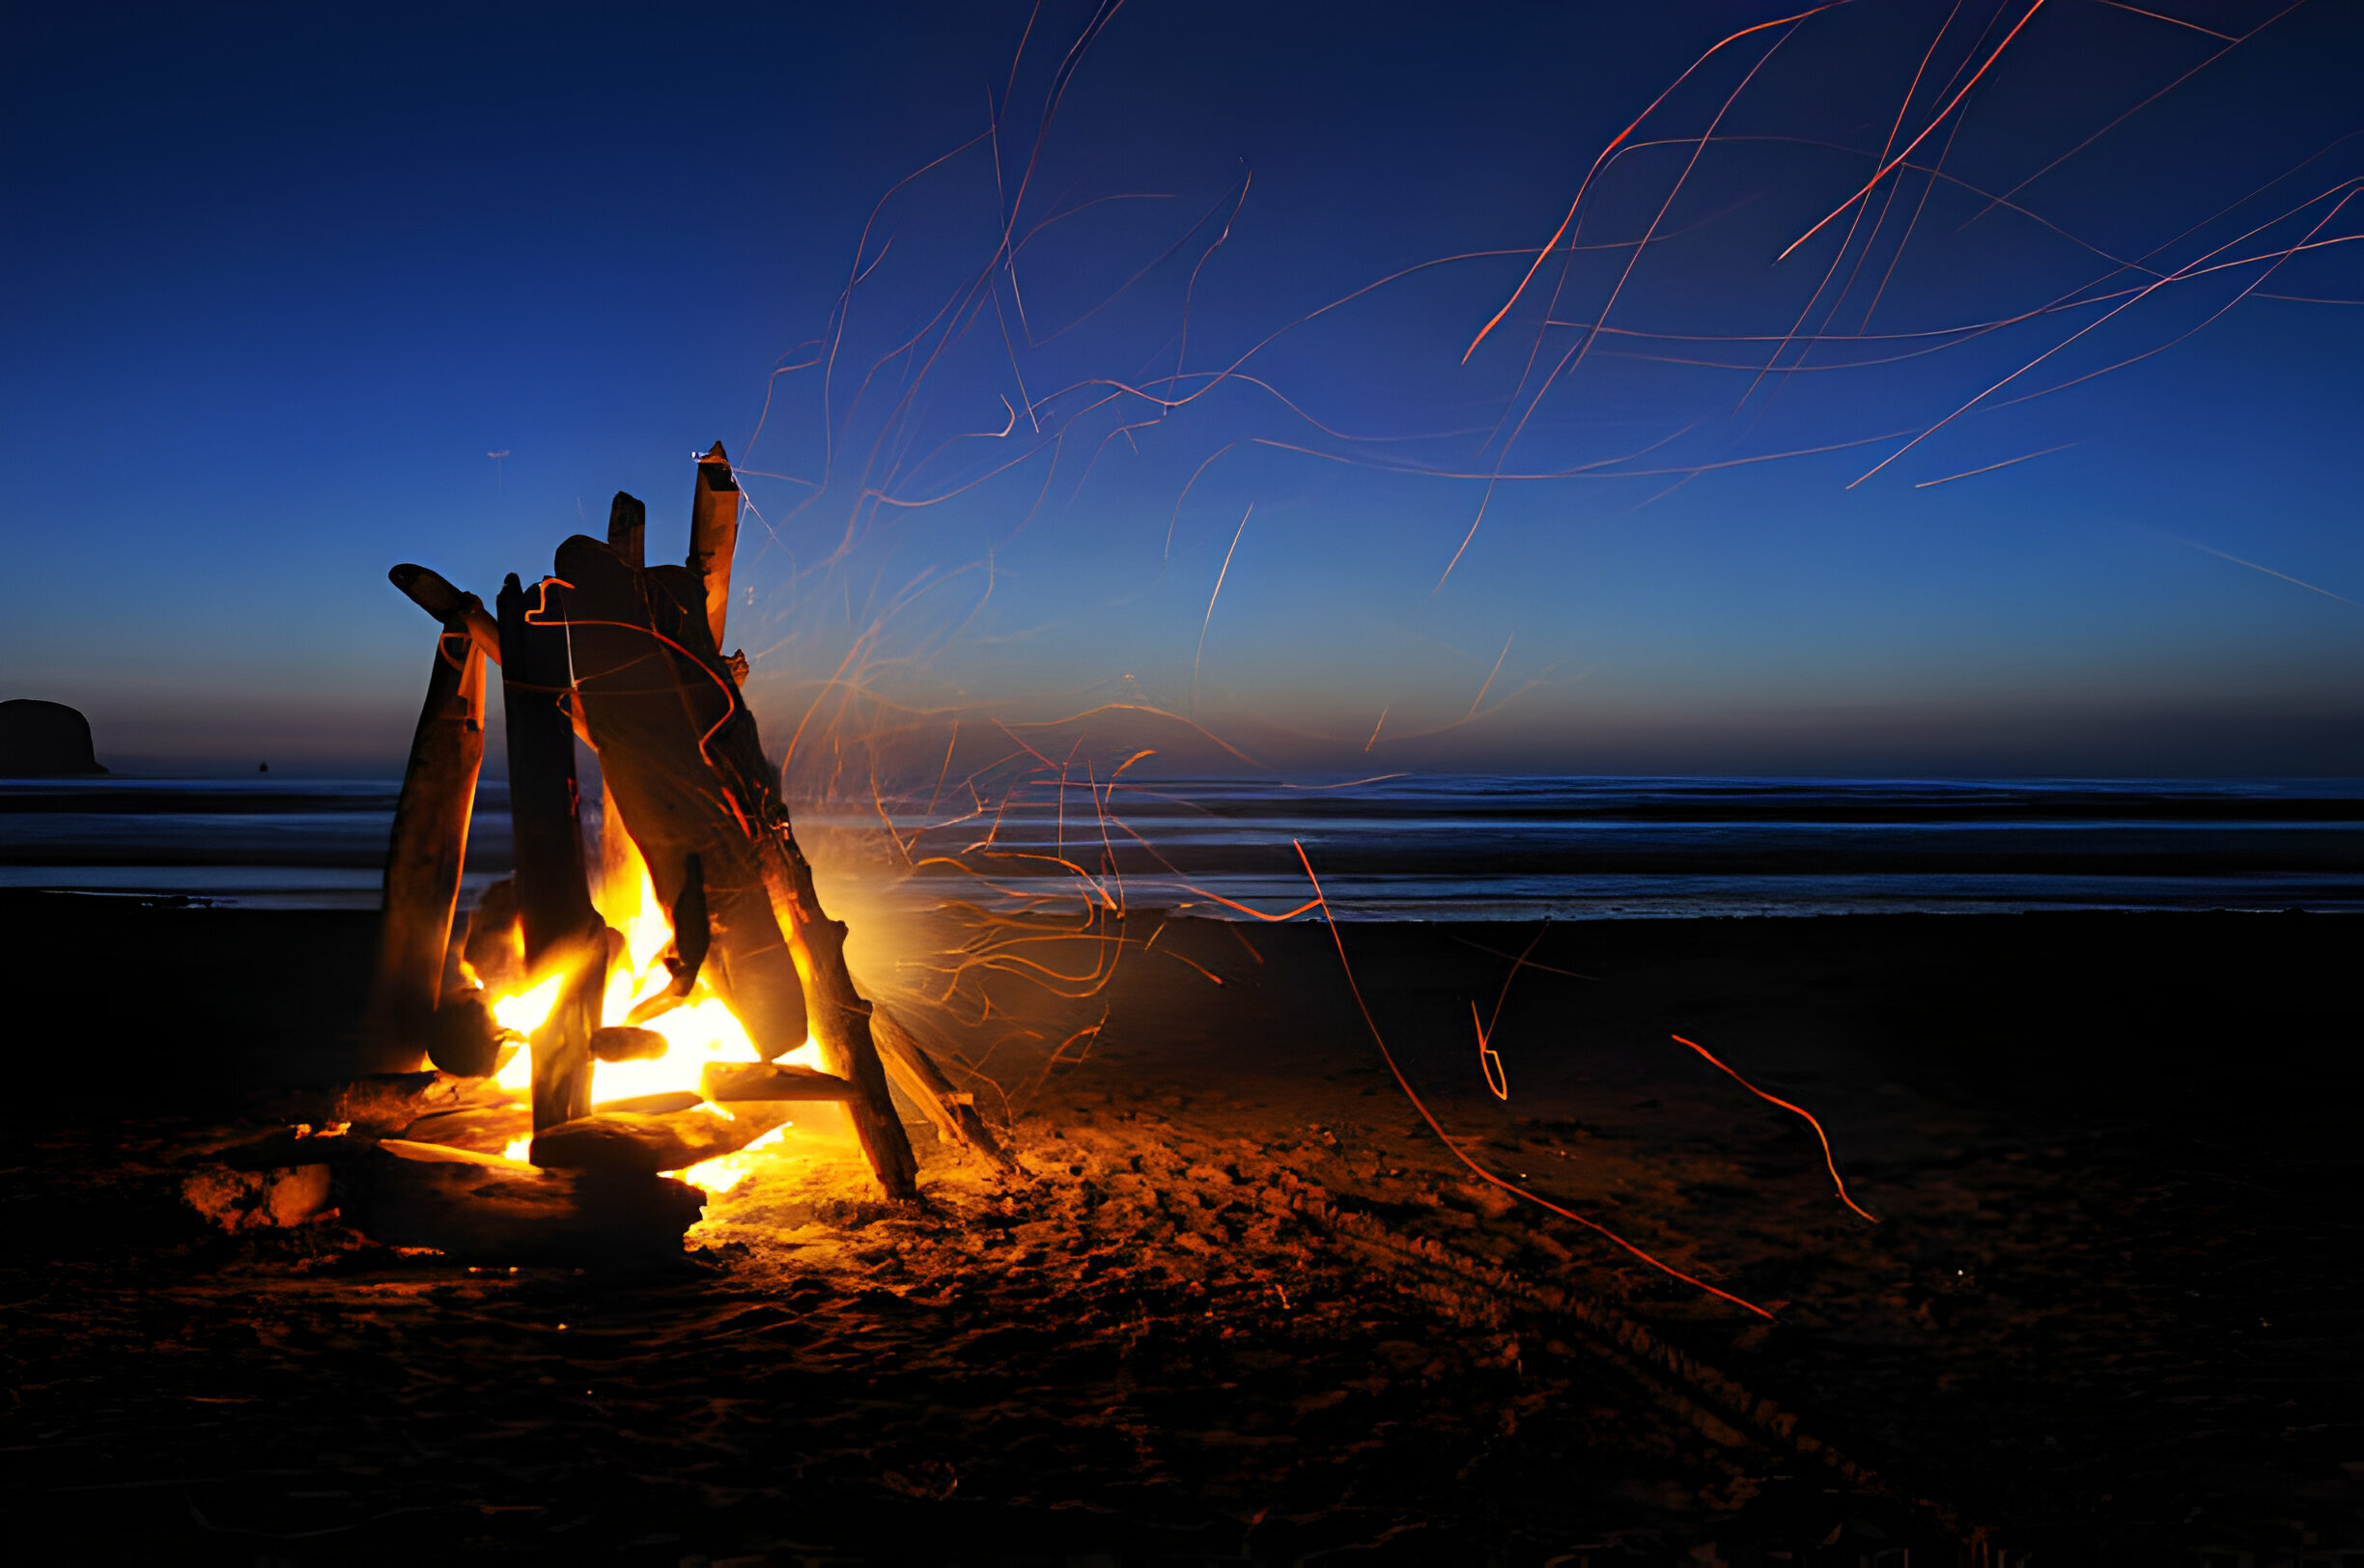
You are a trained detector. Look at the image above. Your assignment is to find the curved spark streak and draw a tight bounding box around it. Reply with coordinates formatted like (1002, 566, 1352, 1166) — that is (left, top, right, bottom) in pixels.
(1671, 1035, 1879, 1224)
(1195, 506, 1252, 701)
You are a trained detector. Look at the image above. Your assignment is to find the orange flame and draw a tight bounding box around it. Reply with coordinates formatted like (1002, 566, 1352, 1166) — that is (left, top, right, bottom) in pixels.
(477, 828, 844, 1181)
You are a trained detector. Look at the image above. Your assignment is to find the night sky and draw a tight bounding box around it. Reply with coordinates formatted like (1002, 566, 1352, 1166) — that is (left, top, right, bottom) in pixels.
(4, 1, 2359, 778)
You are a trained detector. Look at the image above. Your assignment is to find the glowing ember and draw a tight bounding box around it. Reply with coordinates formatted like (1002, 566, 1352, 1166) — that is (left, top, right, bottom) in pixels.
(679, 1124, 790, 1193)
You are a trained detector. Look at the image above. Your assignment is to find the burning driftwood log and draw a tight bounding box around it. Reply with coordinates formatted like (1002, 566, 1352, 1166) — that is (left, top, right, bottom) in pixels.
(497, 571, 611, 1134)
(598, 491, 650, 916)
(374, 442, 1006, 1214)
(702, 1060, 856, 1102)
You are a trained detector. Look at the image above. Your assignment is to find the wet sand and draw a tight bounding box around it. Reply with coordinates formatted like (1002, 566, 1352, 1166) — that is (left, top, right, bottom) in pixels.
(2, 891, 2358, 1563)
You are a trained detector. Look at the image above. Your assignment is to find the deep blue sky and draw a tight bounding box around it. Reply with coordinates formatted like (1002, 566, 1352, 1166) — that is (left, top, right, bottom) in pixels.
(4, 1, 2359, 778)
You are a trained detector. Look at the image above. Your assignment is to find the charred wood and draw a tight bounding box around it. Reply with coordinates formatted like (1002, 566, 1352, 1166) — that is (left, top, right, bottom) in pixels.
(589, 1024, 668, 1062)
(397, 1100, 532, 1155)
(597, 775, 643, 926)
(425, 988, 510, 1078)
(340, 1139, 704, 1266)
(462, 878, 525, 994)
(528, 948, 605, 1134)
(664, 853, 710, 994)
(606, 490, 646, 568)
(300, 1069, 511, 1134)
(622, 989, 690, 1027)
(497, 573, 598, 951)
(497, 571, 608, 1133)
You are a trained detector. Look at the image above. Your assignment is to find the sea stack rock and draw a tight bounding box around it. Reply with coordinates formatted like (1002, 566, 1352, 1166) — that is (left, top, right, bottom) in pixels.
(0, 699, 107, 776)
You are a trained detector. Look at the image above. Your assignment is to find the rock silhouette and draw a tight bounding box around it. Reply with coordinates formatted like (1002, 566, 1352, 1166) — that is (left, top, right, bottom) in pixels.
(0, 699, 107, 775)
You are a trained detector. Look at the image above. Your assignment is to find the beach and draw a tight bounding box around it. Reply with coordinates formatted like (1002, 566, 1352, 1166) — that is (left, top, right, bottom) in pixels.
(3, 888, 2356, 1563)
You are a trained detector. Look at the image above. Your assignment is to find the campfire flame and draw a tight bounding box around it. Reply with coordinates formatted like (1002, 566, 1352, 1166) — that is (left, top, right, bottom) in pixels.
(477, 827, 839, 1188)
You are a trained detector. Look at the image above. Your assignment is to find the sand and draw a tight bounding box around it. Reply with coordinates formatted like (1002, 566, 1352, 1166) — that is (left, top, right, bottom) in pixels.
(1, 891, 2357, 1563)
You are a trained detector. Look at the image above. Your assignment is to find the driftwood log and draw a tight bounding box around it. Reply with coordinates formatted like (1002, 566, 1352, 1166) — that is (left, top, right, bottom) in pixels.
(497, 573, 609, 1133)
(596, 490, 651, 921)
(592, 1091, 703, 1115)
(366, 610, 487, 1068)
(339, 1140, 705, 1265)
(606, 490, 647, 568)
(392, 1092, 700, 1157)
(589, 1024, 667, 1062)
(294, 1069, 513, 1134)
(389, 563, 503, 667)
(872, 1005, 1014, 1170)
(686, 445, 739, 655)
(381, 564, 533, 1078)
(422, 989, 510, 1080)
(397, 1101, 533, 1156)
(529, 1102, 793, 1177)
(462, 877, 526, 994)
(702, 1060, 854, 1102)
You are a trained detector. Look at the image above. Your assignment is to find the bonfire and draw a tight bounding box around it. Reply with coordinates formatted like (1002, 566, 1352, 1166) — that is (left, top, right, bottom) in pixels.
(311, 443, 1010, 1261)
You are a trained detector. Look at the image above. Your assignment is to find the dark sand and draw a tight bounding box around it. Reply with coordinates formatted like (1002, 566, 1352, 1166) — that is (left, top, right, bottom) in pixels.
(2, 890, 2358, 1564)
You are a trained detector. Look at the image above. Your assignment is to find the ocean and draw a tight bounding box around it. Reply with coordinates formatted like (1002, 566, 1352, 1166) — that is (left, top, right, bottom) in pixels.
(5, 773, 2361, 920)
